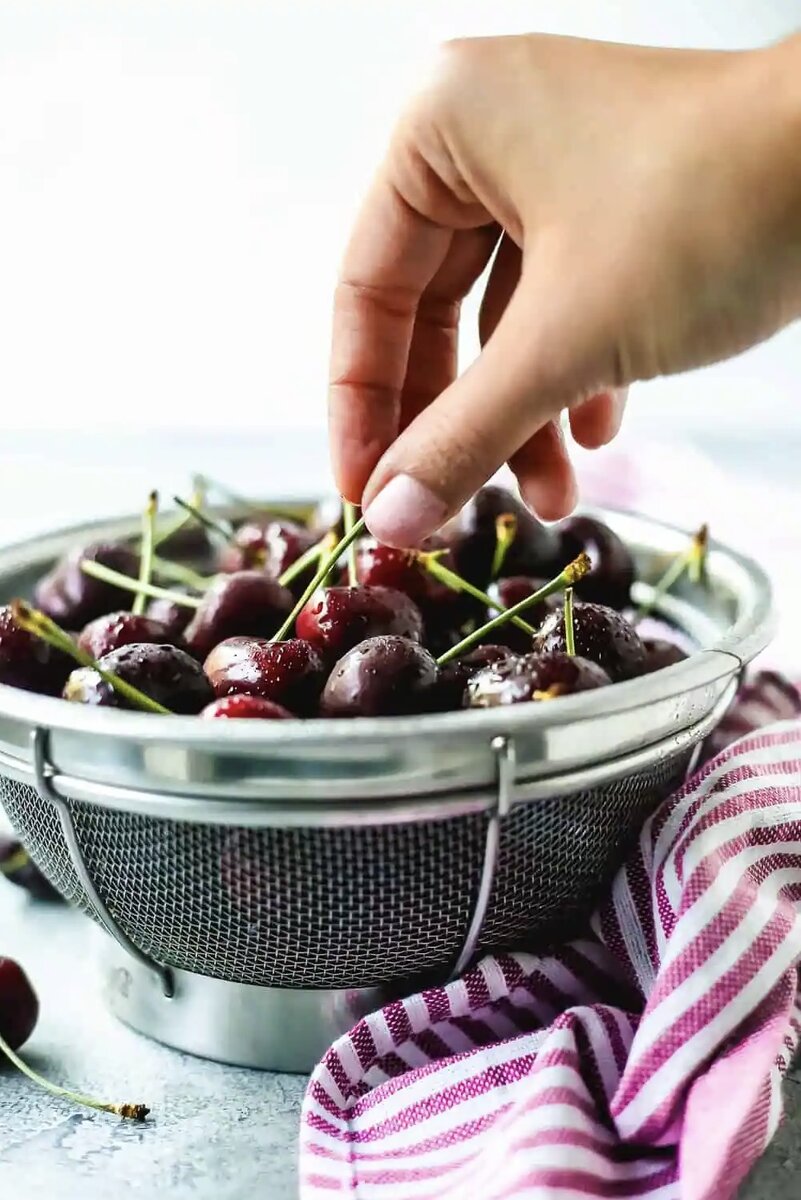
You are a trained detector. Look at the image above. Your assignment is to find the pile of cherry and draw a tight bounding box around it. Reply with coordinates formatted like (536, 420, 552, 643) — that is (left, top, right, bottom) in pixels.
(0, 484, 691, 721)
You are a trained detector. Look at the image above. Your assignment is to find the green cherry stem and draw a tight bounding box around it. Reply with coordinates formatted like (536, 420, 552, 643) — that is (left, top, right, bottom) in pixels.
(173, 496, 234, 544)
(343, 501, 358, 588)
(132, 491, 158, 616)
(152, 486, 205, 552)
(436, 552, 591, 666)
(687, 523, 709, 586)
(564, 587, 576, 656)
(80, 562, 202, 610)
(636, 524, 708, 621)
(278, 532, 337, 589)
(270, 516, 367, 643)
(11, 602, 172, 715)
(490, 513, 517, 580)
(419, 552, 537, 637)
(0, 1027, 149, 1121)
(152, 556, 212, 592)
(191, 474, 305, 522)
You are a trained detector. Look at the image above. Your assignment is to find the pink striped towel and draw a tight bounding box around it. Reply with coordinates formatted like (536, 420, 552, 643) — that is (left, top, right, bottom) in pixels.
(300, 673, 801, 1200)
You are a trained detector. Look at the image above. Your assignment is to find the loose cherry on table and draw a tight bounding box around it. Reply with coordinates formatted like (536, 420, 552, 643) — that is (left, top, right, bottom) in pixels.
(0, 834, 62, 901)
(0, 604, 73, 696)
(484, 576, 558, 652)
(321, 635, 438, 717)
(445, 485, 559, 589)
(34, 541, 140, 629)
(78, 612, 177, 659)
(0, 957, 39, 1053)
(296, 585, 424, 665)
(468, 650, 611, 708)
(204, 636, 325, 716)
(434, 644, 517, 711)
(556, 515, 636, 611)
(641, 638, 689, 673)
(183, 571, 294, 661)
(64, 643, 214, 713)
(534, 600, 646, 682)
(201, 695, 293, 720)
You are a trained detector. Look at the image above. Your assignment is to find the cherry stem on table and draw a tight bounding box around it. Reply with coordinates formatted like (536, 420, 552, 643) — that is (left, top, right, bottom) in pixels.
(0, 1027, 149, 1122)
(636, 523, 709, 621)
(435, 552, 591, 666)
(270, 516, 368, 643)
(80, 561, 202, 610)
(132, 491, 158, 617)
(564, 587, 576, 656)
(11, 601, 172, 715)
(419, 552, 537, 637)
(490, 513, 517, 580)
(343, 501, 358, 587)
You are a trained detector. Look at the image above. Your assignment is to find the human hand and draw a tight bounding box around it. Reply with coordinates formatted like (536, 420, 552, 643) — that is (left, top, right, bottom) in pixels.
(329, 33, 801, 545)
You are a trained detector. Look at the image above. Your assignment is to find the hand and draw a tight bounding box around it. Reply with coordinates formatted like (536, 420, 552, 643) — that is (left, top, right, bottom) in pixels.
(329, 33, 801, 545)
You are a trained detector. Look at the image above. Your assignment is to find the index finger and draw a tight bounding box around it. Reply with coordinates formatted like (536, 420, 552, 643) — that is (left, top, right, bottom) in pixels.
(328, 176, 452, 502)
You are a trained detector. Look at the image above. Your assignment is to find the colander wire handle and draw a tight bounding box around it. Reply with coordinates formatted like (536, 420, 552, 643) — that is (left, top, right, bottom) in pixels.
(447, 735, 516, 982)
(30, 727, 174, 999)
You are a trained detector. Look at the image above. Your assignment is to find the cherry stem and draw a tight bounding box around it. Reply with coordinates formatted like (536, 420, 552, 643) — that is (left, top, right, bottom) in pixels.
(173, 496, 234, 544)
(564, 588, 576, 656)
(278, 532, 336, 589)
(191, 473, 305, 522)
(81, 561, 202, 610)
(270, 516, 367, 642)
(152, 485, 205, 552)
(636, 524, 709, 621)
(11, 601, 172, 715)
(419, 552, 537, 637)
(152, 556, 211, 592)
(436, 552, 591, 666)
(0, 1028, 149, 1122)
(132, 491, 158, 617)
(343, 501, 358, 587)
(490, 513, 517, 580)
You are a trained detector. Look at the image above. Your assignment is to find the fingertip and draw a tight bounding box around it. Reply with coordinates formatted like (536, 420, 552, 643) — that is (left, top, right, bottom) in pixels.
(569, 388, 628, 450)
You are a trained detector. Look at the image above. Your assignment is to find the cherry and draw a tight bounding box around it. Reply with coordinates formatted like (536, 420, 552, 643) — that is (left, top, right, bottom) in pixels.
(534, 601, 646, 682)
(296, 585, 424, 665)
(78, 612, 177, 659)
(468, 650, 611, 708)
(219, 518, 317, 586)
(484, 576, 559, 652)
(321, 635, 438, 717)
(446, 485, 558, 589)
(0, 604, 72, 696)
(204, 636, 325, 716)
(0, 957, 39, 1052)
(146, 593, 198, 641)
(155, 522, 210, 563)
(355, 538, 477, 646)
(64, 643, 213, 713)
(642, 638, 689, 674)
(201, 695, 293, 720)
(0, 834, 61, 901)
(183, 571, 294, 661)
(434, 644, 517, 711)
(556, 515, 635, 610)
(34, 541, 140, 629)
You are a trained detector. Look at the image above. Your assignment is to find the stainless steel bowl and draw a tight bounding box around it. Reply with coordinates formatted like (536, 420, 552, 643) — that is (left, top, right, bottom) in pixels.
(0, 505, 773, 1071)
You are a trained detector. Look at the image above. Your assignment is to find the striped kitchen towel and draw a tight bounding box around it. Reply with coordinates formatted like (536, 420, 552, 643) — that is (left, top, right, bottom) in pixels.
(300, 675, 801, 1200)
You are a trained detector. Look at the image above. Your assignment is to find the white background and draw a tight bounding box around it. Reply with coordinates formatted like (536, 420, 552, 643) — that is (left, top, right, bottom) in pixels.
(0, 0, 800, 440)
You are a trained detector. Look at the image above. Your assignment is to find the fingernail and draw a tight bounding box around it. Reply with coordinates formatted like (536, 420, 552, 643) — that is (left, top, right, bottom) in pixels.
(363, 474, 448, 548)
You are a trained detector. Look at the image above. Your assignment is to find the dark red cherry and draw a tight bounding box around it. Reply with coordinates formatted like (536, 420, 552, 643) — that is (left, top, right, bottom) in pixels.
(556, 515, 635, 610)
(468, 650, 611, 708)
(296, 585, 424, 664)
(0, 604, 72, 696)
(146, 593, 198, 641)
(0, 834, 62, 901)
(201, 695, 293, 720)
(0, 957, 39, 1052)
(219, 519, 317, 585)
(434, 645, 517, 711)
(484, 576, 559, 652)
(64, 643, 213, 713)
(78, 612, 177, 659)
(534, 601, 646, 682)
(642, 638, 689, 674)
(204, 636, 325, 716)
(156, 522, 211, 563)
(34, 541, 140, 629)
(183, 571, 294, 661)
(446, 486, 558, 589)
(321, 635, 438, 717)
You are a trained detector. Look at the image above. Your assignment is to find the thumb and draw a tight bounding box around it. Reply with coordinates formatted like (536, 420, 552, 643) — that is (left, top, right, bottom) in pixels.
(361, 265, 591, 547)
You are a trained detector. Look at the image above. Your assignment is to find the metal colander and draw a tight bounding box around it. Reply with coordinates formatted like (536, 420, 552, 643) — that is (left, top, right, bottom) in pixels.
(0, 504, 773, 1069)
